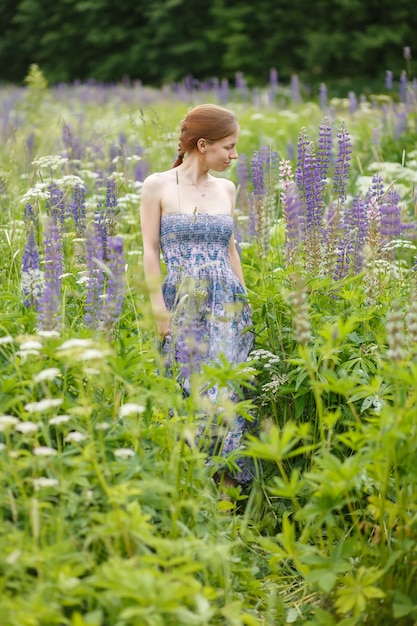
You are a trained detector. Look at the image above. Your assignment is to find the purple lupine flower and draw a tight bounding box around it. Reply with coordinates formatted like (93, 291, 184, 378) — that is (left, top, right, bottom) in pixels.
(218, 78, 229, 104)
(393, 106, 407, 139)
(369, 173, 385, 202)
(21, 226, 43, 308)
(23, 203, 36, 230)
(105, 178, 118, 236)
(46, 183, 66, 230)
(399, 71, 407, 103)
(26, 132, 35, 159)
(235, 72, 248, 95)
(291, 74, 301, 104)
(319, 83, 327, 109)
(85, 222, 105, 328)
(252, 147, 273, 196)
(350, 194, 369, 274)
(101, 235, 125, 332)
(348, 91, 358, 115)
(269, 68, 278, 102)
(334, 193, 368, 278)
(38, 219, 63, 331)
(71, 184, 86, 236)
(315, 116, 332, 208)
(379, 188, 402, 244)
(249, 149, 265, 236)
(403, 46, 411, 61)
(62, 123, 82, 160)
(371, 127, 381, 146)
(385, 70, 393, 90)
(332, 121, 352, 205)
(296, 128, 321, 229)
(94, 208, 108, 259)
(106, 178, 117, 210)
(269, 67, 278, 91)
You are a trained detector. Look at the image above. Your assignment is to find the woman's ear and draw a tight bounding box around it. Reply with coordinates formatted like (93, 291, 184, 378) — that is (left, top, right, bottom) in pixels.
(197, 138, 206, 153)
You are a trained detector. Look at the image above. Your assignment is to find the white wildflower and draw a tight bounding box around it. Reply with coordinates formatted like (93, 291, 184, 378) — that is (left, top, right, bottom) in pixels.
(113, 448, 135, 459)
(25, 398, 63, 413)
(57, 338, 93, 351)
(37, 330, 60, 339)
(18, 340, 43, 352)
(20, 188, 51, 204)
(32, 477, 59, 490)
(95, 422, 110, 431)
(119, 403, 146, 417)
(0, 443, 6, 451)
(49, 414, 71, 425)
(78, 349, 105, 361)
(0, 335, 14, 345)
(15, 421, 39, 434)
(64, 431, 87, 443)
(55, 175, 85, 187)
(33, 368, 61, 383)
(32, 155, 68, 170)
(0, 415, 19, 430)
(33, 446, 57, 457)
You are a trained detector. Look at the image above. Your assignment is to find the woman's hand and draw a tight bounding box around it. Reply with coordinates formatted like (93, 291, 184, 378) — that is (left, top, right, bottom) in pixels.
(154, 308, 171, 338)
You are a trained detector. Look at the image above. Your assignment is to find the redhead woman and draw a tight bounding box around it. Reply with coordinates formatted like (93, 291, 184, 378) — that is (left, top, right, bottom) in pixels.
(140, 104, 255, 490)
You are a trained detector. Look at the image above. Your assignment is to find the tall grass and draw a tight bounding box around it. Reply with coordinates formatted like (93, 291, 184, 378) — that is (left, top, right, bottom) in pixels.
(1, 65, 417, 624)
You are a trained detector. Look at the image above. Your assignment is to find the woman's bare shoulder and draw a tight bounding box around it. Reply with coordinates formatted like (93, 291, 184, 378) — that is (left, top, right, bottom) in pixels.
(142, 170, 173, 189)
(143, 169, 175, 187)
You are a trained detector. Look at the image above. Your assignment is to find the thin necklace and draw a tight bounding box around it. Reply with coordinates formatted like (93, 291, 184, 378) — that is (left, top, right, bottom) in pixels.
(193, 180, 208, 197)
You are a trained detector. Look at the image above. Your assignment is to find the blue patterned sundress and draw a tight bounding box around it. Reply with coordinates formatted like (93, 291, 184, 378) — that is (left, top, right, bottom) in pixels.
(160, 213, 255, 484)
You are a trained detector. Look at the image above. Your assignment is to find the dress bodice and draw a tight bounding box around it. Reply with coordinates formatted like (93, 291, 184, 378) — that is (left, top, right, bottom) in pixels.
(160, 213, 234, 279)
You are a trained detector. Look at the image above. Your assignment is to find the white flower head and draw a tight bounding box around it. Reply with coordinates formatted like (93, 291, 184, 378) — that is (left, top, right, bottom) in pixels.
(15, 421, 39, 434)
(57, 338, 93, 351)
(18, 340, 43, 352)
(33, 368, 61, 383)
(95, 422, 111, 431)
(0, 415, 19, 431)
(55, 175, 85, 188)
(0, 335, 14, 345)
(25, 398, 63, 413)
(119, 403, 146, 418)
(33, 446, 57, 457)
(0, 443, 7, 452)
(79, 349, 105, 361)
(32, 477, 59, 490)
(113, 448, 135, 459)
(49, 414, 71, 426)
(64, 431, 87, 443)
(32, 155, 68, 171)
(20, 185, 51, 204)
(37, 330, 60, 339)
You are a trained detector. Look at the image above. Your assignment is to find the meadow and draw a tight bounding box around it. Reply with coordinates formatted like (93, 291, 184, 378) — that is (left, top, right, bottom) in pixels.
(1, 64, 417, 625)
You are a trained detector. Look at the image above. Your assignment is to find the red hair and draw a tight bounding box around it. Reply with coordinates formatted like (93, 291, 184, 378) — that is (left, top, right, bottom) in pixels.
(173, 103, 238, 167)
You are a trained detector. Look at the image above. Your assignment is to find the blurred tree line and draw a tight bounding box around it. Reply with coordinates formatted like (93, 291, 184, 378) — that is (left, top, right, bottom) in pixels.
(0, 0, 414, 91)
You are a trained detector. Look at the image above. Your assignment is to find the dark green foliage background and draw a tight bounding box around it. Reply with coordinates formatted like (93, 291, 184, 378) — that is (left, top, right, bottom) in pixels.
(0, 0, 415, 92)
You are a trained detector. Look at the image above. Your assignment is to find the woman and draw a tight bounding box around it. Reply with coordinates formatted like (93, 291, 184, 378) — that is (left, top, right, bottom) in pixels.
(140, 103, 254, 488)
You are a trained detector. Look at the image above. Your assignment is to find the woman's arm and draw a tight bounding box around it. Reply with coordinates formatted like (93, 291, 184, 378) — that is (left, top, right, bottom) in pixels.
(226, 179, 247, 292)
(229, 237, 247, 292)
(139, 175, 171, 336)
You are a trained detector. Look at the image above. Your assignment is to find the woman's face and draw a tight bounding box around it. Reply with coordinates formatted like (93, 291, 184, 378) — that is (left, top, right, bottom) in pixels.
(204, 129, 239, 171)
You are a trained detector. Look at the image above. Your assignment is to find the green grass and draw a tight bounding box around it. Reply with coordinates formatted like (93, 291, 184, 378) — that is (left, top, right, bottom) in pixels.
(1, 66, 417, 625)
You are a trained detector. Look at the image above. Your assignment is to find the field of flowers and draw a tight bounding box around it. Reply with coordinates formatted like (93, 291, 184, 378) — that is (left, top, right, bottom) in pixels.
(1, 64, 417, 625)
